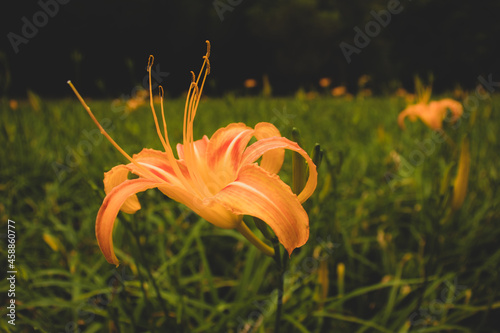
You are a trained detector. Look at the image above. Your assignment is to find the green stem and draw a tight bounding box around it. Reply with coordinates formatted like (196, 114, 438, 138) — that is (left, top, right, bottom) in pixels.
(272, 238, 287, 333)
(236, 221, 275, 257)
(123, 216, 170, 330)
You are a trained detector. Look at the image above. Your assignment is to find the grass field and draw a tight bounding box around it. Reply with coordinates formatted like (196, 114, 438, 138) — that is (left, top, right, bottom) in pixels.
(1, 90, 499, 332)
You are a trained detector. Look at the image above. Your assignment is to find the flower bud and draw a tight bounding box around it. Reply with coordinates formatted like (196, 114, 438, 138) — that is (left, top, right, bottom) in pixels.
(451, 138, 470, 210)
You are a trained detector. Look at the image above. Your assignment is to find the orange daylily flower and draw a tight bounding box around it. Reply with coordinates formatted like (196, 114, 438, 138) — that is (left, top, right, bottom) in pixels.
(331, 86, 347, 97)
(398, 77, 463, 130)
(319, 77, 332, 88)
(398, 98, 463, 130)
(243, 78, 257, 88)
(68, 41, 317, 266)
(9, 99, 19, 110)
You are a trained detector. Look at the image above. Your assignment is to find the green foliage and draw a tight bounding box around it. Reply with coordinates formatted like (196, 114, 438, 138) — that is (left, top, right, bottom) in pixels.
(1, 93, 499, 332)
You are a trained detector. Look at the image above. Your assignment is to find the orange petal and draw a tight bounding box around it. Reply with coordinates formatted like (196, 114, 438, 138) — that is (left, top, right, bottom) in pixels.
(159, 182, 241, 229)
(398, 103, 442, 130)
(96, 178, 164, 266)
(98, 176, 235, 266)
(212, 163, 309, 255)
(253, 122, 285, 174)
(103, 165, 141, 214)
(176, 136, 212, 192)
(207, 123, 254, 173)
(128, 148, 191, 187)
(241, 137, 317, 203)
(397, 107, 411, 129)
(425, 102, 447, 130)
(437, 98, 463, 123)
(398, 104, 424, 129)
(176, 135, 209, 160)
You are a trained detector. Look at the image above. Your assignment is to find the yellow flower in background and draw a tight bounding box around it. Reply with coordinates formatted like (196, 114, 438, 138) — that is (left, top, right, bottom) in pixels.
(68, 41, 317, 266)
(27, 89, 41, 112)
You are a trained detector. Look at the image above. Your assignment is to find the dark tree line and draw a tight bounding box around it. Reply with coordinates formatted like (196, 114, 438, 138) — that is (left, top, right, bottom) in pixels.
(1, 0, 499, 97)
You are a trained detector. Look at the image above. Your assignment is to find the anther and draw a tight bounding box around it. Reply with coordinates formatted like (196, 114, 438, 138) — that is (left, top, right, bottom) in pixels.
(148, 55, 154, 71)
(205, 40, 211, 58)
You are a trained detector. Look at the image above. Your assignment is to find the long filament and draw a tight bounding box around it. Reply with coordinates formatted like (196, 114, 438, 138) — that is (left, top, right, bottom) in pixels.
(147, 56, 195, 193)
(182, 41, 213, 196)
(147, 55, 169, 152)
(159, 86, 168, 147)
(67, 81, 163, 183)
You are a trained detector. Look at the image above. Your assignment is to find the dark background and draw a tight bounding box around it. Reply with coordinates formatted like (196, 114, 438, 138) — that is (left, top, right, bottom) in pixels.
(1, 0, 499, 98)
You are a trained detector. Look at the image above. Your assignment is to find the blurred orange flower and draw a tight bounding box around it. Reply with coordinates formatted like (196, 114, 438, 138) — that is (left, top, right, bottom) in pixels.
(244, 78, 257, 88)
(126, 88, 149, 112)
(398, 98, 463, 130)
(398, 77, 462, 130)
(9, 99, 18, 110)
(319, 77, 331, 88)
(331, 86, 347, 97)
(357, 75, 371, 88)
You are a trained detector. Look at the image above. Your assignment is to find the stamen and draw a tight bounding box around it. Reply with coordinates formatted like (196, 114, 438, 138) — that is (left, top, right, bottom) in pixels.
(146, 56, 195, 193)
(67, 81, 163, 183)
(147, 55, 170, 152)
(181, 41, 214, 197)
(147, 54, 154, 72)
(191, 42, 211, 122)
(183, 80, 209, 195)
(205, 40, 211, 59)
(183, 74, 198, 145)
(159, 86, 167, 146)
